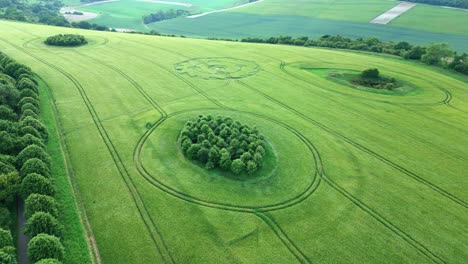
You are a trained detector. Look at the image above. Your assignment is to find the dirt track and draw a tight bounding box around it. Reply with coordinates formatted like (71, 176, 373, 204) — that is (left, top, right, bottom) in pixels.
(370, 2, 416, 25)
(187, 0, 265, 18)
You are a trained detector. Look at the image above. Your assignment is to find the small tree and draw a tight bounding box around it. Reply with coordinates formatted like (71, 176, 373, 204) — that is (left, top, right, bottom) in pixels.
(27, 234, 64, 263)
(17, 145, 51, 169)
(0, 228, 13, 248)
(231, 159, 245, 174)
(0, 106, 17, 121)
(246, 161, 258, 175)
(20, 158, 50, 178)
(25, 194, 59, 219)
(0, 207, 11, 230)
(361, 68, 379, 79)
(20, 173, 55, 198)
(421, 43, 453, 66)
(0, 172, 20, 205)
(0, 250, 17, 264)
(24, 212, 63, 238)
(219, 149, 232, 170)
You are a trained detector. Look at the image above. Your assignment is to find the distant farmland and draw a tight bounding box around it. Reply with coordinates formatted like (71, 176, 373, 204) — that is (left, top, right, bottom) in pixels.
(0, 19, 467, 264)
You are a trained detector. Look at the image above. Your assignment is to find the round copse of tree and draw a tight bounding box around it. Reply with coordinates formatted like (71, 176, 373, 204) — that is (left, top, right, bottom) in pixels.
(44, 34, 88, 47)
(0, 228, 13, 248)
(17, 145, 51, 168)
(27, 233, 64, 263)
(20, 173, 55, 198)
(180, 115, 266, 175)
(25, 194, 59, 219)
(35, 259, 63, 264)
(24, 212, 63, 238)
(20, 158, 50, 178)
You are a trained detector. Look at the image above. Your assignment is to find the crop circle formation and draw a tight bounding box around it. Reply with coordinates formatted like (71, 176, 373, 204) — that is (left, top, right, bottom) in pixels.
(180, 115, 266, 175)
(174, 57, 261, 80)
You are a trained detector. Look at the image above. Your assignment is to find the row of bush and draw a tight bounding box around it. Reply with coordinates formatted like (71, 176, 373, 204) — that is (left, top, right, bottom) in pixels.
(0, 52, 65, 264)
(142, 9, 189, 24)
(240, 35, 468, 76)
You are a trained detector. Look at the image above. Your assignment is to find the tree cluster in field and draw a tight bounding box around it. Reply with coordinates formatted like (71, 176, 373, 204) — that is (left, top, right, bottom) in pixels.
(406, 0, 468, 9)
(350, 68, 398, 90)
(240, 35, 468, 76)
(142, 9, 189, 24)
(44, 34, 88, 47)
(180, 115, 266, 175)
(0, 52, 65, 264)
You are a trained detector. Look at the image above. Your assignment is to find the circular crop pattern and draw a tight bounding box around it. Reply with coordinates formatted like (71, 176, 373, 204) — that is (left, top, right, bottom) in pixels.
(174, 57, 261, 80)
(137, 110, 320, 208)
(180, 115, 266, 176)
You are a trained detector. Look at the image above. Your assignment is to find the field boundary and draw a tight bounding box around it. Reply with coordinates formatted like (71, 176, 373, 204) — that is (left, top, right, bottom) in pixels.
(371, 2, 417, 25)
(186, 0, 265, 18)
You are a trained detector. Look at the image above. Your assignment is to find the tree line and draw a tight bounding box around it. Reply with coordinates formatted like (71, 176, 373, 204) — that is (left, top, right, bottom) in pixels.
(142, 9, 189, 24)
(180, 115, 266, 175)
(406, 0, 468, 9)
(0, 52, 66, 263)
(240, 35, 468, 76)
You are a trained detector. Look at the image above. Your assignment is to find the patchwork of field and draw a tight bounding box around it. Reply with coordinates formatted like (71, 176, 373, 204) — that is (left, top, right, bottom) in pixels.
(0, 20, 467, 264)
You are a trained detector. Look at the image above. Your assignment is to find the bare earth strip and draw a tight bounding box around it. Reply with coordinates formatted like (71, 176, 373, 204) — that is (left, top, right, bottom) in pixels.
(137, 0, 192, 8)
(187, 0, 265, 18)
(371, 2, 416, 25)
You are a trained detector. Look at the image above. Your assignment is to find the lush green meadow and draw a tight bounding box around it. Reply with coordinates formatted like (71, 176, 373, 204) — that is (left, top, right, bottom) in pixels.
(0, 20, 467, 263)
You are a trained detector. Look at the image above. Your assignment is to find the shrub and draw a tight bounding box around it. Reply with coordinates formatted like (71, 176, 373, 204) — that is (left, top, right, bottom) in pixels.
(180, 115, 266, 175)
(19, 134, 46, 150)
(0, 106, 17, 121)
(19, 88, 38, 100)
(19, 126, 42, 139)
(17, 145, 51, 168)
(361, 68, 379, 79)
(20, 158, 50, 178)
(0, 73, 15, 86)
(24, 212, 63, 238)
(0, 172, 20, 205)
(0, 207, 11, 229)
(44, 34, 88, 47)
(18, 97, 39, 109)
(20, 173, 55, 198)
(20, 117, 48, 140)
(0, 250, 16, 264)
(25, 194, 59, 219)
(21, 103, 39, 115)
(0, 228, 13, 248)
(16, 74, 37, 86)
(27, 234, 64, 263)
(35, 259, 63, 264)
(20, 109, 39, 121)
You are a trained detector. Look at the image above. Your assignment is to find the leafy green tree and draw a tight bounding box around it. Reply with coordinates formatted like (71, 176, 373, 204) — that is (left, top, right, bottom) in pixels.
(0, 84, 20, 109)
(25, 194, 59, 219)
(197, 148, 209, 163)
(19, 89, 38, 100)
(17, 145, 51, 168)
(219, 149, 232, 170)
(0, 172, 20, 205)
(186, 144, 201, 160)
(20, 173, 55, 198)
(0, 131, 17, 155)
(231, 159, 245, 174)
(17, 78, 37, 92)
(0, 207, 11, 230)
(24, 212, 63, 238)
(27, 234, 64, 263)
(0, 228, 13, 248)
(21, 117, 48, 140)
(19, 126, 42, 140)
(246, 161, 258, 175)
(18, 97, 39, 109)
(361, 68, 380, 79)
(21, 103, 39, 115)
(0, 106, 17, 121)
(35, 259, 63, 264)
(0, 162, 15, 175)
(421, 43, 453, 66)
(20, 158, 50, 178)
(0, 250, 17, 264)
(20, 134, 46, 150)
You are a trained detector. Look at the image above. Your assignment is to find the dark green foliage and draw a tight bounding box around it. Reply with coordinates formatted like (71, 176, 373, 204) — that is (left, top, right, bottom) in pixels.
(17, 78, 38, 92)
(0, 207, 11, 229)
(361, 68, 379, 79)
(20, 109, 39, 121)
(0, 172, 19, 204)
(27, 234, 64, 263)
(404, 46, 426, 60)
(35, 259, 63, 264)
(24, 212, 63, 238)
(17, 145, 51, 168)
(17, 75, 37, 86)
(44, 34, 88, 47)
(20, 88, 38, 100)
(21, 103, 39, 115)
(0, 155, 16, 167)
(448, 53, 468, 75)
(19, 134, 46, 150)
(25, 194, 59, 219)
(0, 228, 13, 248)
(20, 117, 48, 141)
(421, 43, 454, 65)
(20, 159, 50, 178)
(143, 9, 189, 24)
(3, 62, 23, 78)
(0, 250, 16, 264)
(0, 106, 17, 121)
(405, 0, 468, 8)
(0, 83, 20, 109)
(19, 97, 39, 109)
(0, 162, 15, 175)
(180, 115, 266, 175)
(0, 73, 15, 86)
(20, 173, 55, 198)
(0, 120, 18, 134)
(0, 131, 17, 155)
(19, 126, 42, 140)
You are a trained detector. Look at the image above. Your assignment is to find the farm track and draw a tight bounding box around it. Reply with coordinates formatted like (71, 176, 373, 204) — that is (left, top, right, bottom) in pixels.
(36, 75, 100, 264)
(0, 37, 174, 264)
(113, 38, 457, 262)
